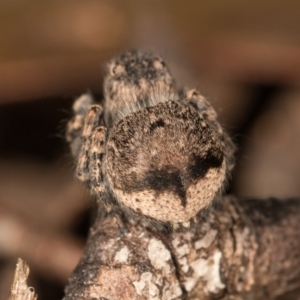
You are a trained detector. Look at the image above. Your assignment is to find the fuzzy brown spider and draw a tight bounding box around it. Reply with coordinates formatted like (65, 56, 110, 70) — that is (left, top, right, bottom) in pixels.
(66, 50, 235, 228)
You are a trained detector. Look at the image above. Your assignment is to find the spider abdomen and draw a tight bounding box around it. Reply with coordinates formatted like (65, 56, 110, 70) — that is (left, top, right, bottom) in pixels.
(105, 100, 226, 223)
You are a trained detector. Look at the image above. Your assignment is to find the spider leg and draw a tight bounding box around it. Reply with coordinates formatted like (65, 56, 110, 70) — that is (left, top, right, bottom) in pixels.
(66, 93, 95, 157)
(185, 89, 236, 173)
(185, 89, 218, 122)
(68, 95, 108, 205)
(76, 105, 104, 183)
(89, 126, 107, 195)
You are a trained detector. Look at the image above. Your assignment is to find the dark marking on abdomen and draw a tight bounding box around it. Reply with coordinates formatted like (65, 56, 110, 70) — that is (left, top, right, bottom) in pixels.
(188, 151, 223, 180)
(125, 150, 223, 207)
(127, 167, 187, 207)
(149, 118, 165, 132)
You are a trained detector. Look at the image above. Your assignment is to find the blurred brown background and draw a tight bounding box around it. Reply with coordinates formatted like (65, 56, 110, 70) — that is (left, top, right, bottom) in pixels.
(1, 1, 300, 298)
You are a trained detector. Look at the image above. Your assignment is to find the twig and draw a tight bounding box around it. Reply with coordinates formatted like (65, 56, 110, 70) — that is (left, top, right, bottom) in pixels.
(8, 258, 37, 300)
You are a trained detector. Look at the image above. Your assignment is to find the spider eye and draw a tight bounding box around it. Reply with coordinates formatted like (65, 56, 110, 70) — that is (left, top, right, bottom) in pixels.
(154, 60, 166, 70)
(192, 90, 199, 97)
(110, 64, 125, 76)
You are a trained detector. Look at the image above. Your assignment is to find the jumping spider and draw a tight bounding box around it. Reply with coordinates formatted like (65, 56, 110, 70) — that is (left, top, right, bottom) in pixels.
(66, 50, 235, 228)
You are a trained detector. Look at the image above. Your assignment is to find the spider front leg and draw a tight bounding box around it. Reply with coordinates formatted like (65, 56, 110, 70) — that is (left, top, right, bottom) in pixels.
(88, 126, 107, 195)
(185, 89, 218, 123)
(185, 88, 236, 174)
(76, 105, 106, 191)
(66, 93, 95, 158)
(67, 94, 108, 204)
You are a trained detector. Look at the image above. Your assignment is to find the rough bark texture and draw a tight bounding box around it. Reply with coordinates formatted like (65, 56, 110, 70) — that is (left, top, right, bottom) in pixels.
(63, 196, 300, 300)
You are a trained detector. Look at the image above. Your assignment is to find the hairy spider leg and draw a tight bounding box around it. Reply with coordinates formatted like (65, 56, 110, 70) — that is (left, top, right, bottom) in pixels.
(89, 126, 107, 195)
(185, 89, 218, 122)
(76, 105, 104, 183)
(185, 89, 236, 175)
(66, 115, 84, 153)
(66, 93, 95, 158)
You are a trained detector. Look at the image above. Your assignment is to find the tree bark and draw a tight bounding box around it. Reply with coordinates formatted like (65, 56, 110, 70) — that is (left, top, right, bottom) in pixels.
(63, 196, 300, 300)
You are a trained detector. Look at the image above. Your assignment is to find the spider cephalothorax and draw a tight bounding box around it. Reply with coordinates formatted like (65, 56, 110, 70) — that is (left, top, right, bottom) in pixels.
(104, 49, 176, 129)
(66, 50, 235, 227)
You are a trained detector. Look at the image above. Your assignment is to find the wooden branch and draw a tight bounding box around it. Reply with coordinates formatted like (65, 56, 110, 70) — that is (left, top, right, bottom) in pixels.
(8, 258, 37, 300)
(63, 196, 300, 300)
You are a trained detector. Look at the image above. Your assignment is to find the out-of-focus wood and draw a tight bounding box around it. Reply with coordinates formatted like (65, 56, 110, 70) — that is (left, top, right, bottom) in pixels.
(0, 160, 89, 232)
(235, 90, 300, 198)
(0, 212, 83, 284)
(0, 0, 128, 61)
(0, 55, 107, 104)
(0, 0, 131, 104)
(168, 0, 300, 86)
